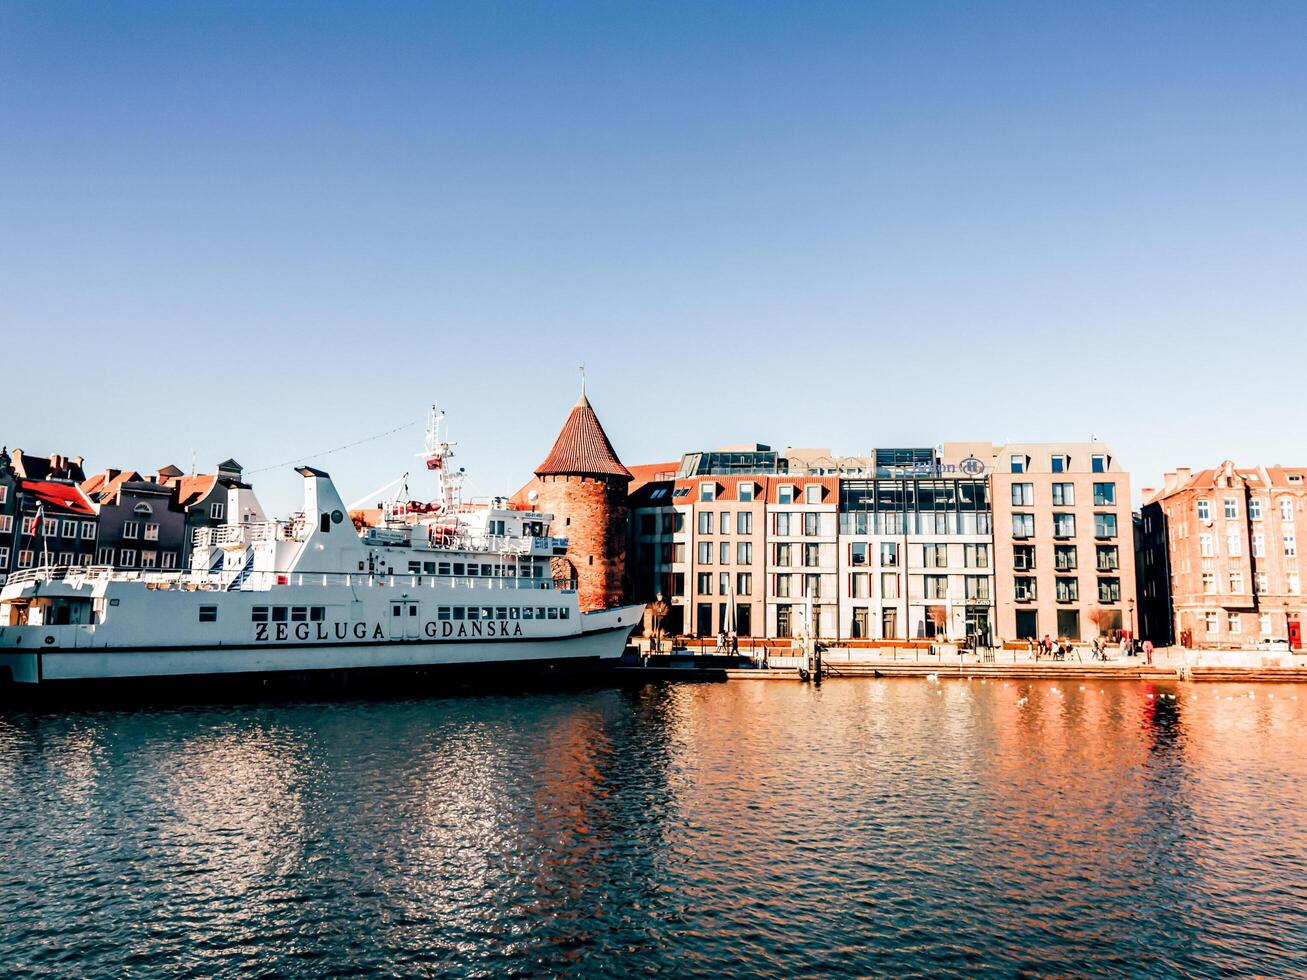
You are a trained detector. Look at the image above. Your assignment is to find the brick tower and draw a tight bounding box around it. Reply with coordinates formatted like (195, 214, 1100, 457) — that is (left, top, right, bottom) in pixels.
(533, 386, 632, 612)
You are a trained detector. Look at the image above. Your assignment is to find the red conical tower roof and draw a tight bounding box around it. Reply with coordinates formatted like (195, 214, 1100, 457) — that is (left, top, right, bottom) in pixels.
(534, 389, 632, 480)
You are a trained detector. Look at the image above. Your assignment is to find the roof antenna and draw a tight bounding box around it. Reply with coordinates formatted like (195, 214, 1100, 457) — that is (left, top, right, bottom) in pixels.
(577, 362, 588, 404)
(191, 449, 196, 475)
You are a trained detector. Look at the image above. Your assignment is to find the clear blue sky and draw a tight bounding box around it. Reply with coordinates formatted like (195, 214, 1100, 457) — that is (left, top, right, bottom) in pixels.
(3, 1, 1304, 515)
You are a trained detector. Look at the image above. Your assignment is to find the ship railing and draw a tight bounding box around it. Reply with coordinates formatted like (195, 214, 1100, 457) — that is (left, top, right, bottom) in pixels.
(192, 522, 298, 548)
(2, 565, 219, 589)
(232, 570, 570, 591)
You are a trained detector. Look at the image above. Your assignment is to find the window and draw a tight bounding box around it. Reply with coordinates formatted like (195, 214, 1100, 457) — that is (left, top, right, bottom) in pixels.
(719, 572, 729, 596)
(850, 573, 868, 598)
(1257, 572, 1269, 594)
(698, 511, 713, 534)
(1009, 455, 1026, 474)
(1196, 500, 1210, 521)
(57, 552, 73, 565)
(775, 573, 791, 597)
(18, 550, 33, 568)
(82, 521, 96, 539)
(738, 483, 755, 502)
(698, 482, 715, 502)
(43, 517, 57, 536)
(60, 519, 76, 537)
(775, 542, 792, 566)
(1226, 530, 1241, 557)
(923, 543, 947, 568)
(1094, 513, 1118, 538)
(1013, 544, 1035, 570)
(0, 547, 7, 569)
(96, 546, 113, 564)
(144, 523, 159, 541)
(737, 541, 752, 565)
(737, 572, 752, 595)
(0, 516, 9, 535)
(924, 575, 948, 600)
(1224, 498, 1238, 519)
(1250, 498, 1263, 520)
(719, 511, 730, 534)
(697, 572, 712, 594)
(120, 549, 136, 567)
(1204, 611, 1219, 634)
(697, 542, 712, 564)
(123, 522, 140, 539)
(1050, 454, 1068, 473)
(1055, 577, 1079, 602)
(805, 485, 822, 504)
(1230, 571, 1244, 593)
(198, 605, 218, 622)
(1289, 572, 1301, 595)
(1093, 483, 1116, 506)
(848, 542, 868, 567)
(716, 541, 728, 565)
(775, 512, 792, 536)
(210, 502, 225, 520)
(0, 486, 5, 504)
(1012, 513, 1034, 538)
(1091, 454, 1107, 473)
(965, 575, 990, 601)
(804, 512, 819, 537)
(1199, 532, 1215, 557)
(158, 553, 173, 569)
(1052, 513, 1075, 538)
(673, 543, 685, 563)
(1202, 572, 1215, 593)
(1054, 545, 1077, 570)
(1096, 545, 1119, 571)
(880, 542, 898, 567)
(1280, 498, 1294, 522)
(1228, 613, 1242, 634)
(736, 511, 752, 534)
(777, 485, 796, 504)
(803, 543, 820, 567)
(1052, 483, 1074, 506)
(140, 551, 157, 568)
(1011, 483, 1033, 506)
(881, 572, 899, 599)
(1098, 577, 1120, 603)
(804, 573, 822, 598)
(1285, 533, 1297, 557)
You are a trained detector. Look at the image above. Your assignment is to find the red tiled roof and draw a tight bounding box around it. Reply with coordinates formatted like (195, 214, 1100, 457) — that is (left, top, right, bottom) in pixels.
(172, 475, 217, 508)
(21, 480, 95, 516)
(534, 392, 632, 480)
(627, 461, 679, 493)
(82, 469, 142, 503)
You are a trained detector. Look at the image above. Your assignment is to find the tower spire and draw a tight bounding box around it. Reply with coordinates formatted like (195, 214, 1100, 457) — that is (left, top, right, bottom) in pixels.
(578, 363, 587, 405)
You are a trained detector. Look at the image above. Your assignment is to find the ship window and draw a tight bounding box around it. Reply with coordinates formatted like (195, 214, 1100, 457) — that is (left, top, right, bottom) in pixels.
(198, 605, 218, 623)
(271, 607, 288, 623)
(320, 513, 331, 533)
(408, 562, 420, 574)
(547, 607, 559, 620)
(452, 607, 465, 620)
(438, 562, 451, 575)
(509, 608, 519, 619)
(251, 606, 268, 623)
(358, 561, 365, 572)
(495, 607, 508, 619)
(310, 607, 325, 622)
(521, 608, 533, 620)
(481, 607, 493, 621)
(467, 607, 480, 621)
(392, 604, 402, 616)
(453, 563, 465, 575)
(291, 607, 308, 622)
(423, 562, 437, 574)
(409, 605, 418, 617)
(480, 564, 493, 576)
(561, 607, 570, 619)
(438, 607, 451, 621)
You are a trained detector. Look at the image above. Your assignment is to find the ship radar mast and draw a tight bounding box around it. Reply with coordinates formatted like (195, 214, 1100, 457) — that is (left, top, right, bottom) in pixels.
(420, 404, 464, 516)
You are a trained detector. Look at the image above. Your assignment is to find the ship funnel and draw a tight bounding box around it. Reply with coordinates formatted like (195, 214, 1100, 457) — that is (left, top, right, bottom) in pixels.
(296, 466, 351, 535)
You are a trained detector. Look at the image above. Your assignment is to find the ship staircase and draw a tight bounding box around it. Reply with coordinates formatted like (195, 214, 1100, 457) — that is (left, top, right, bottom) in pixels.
(226, 548, 256, 591)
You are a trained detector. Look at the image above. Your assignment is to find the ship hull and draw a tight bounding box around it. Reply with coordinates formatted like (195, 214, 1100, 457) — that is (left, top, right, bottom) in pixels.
(0, 622, 635, 692)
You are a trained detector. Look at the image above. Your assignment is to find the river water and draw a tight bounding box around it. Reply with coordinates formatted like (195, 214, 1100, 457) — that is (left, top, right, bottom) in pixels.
(1, 678, 1303, 977)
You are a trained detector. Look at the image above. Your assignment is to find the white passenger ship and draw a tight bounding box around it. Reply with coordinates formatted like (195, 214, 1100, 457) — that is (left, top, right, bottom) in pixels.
(0, 411, 640, 688)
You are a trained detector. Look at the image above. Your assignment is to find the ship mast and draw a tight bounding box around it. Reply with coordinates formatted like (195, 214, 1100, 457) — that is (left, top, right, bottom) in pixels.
(420, 404, 463, 517)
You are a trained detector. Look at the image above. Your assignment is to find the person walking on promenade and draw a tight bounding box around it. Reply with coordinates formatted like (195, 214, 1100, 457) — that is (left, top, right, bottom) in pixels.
(1143, 638, 1154, 665)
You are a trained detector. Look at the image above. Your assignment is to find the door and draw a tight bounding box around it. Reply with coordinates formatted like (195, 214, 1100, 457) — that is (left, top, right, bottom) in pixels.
(696, 603, 712, 637)
(736, 604, 752, 637)
(1290, 617, 1302, 651)
(852, 607, 869, 639)
(390, 601, 419, 639)
(776, 604, 791, 638)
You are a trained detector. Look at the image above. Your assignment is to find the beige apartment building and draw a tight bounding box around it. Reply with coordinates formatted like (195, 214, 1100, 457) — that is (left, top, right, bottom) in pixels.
(990, 443, 1135, 642)
(1139, 461, 1305, 649)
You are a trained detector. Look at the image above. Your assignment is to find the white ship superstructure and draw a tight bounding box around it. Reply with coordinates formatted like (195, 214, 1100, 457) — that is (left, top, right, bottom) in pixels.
(0, 410, 640, 687)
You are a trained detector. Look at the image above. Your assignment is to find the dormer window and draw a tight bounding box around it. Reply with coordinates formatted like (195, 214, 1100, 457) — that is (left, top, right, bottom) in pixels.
(778, 484, 796, 504)
(1050, 454, 1069, 473)
(698, 482, 715, 502)
(737, 483, 755, 502)
(805, 485, 822, 504)
(133, 502, 153, 515)
(1091, 454, 1108, 473)
(1009, 455, 1027, 474)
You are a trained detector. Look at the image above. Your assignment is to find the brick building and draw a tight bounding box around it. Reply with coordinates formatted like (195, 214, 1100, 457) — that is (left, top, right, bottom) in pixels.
(1139, 461, 1305, 650)
(531, 389, 632, 612)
